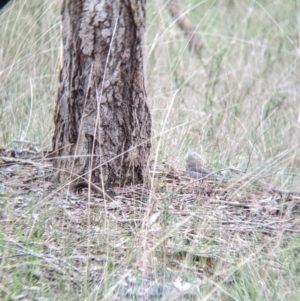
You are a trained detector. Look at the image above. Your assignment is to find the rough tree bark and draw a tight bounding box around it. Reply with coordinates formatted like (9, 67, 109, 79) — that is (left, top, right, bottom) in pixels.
(52, 0, 151, 187)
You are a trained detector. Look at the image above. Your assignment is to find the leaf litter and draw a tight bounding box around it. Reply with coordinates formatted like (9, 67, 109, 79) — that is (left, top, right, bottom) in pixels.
(0, 147, 300, 300)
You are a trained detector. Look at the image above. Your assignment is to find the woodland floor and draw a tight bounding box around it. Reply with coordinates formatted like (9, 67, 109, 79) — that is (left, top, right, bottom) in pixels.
(1, 147, 300, 300)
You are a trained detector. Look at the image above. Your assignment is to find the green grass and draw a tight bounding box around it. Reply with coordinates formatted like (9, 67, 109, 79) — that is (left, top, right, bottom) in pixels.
(1, 0, 300, 300)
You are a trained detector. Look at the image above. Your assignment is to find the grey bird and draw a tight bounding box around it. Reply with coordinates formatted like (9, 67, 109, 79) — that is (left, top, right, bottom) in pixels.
(185, 152, 227, 181)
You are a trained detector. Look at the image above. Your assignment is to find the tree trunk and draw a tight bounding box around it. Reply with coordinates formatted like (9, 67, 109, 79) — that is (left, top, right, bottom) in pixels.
(52, 0, 151, 187)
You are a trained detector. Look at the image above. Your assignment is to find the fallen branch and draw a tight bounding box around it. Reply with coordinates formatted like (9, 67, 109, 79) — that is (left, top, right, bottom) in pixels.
(165, 0, 202, 55)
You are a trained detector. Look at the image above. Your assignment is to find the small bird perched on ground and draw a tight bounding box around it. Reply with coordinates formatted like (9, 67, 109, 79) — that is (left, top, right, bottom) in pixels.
(185, 152, 227, 181)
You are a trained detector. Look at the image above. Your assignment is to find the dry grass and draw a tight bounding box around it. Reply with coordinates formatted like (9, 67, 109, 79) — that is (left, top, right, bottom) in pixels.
(1, 0, 300, 300)
(1, 148, 300, 300)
